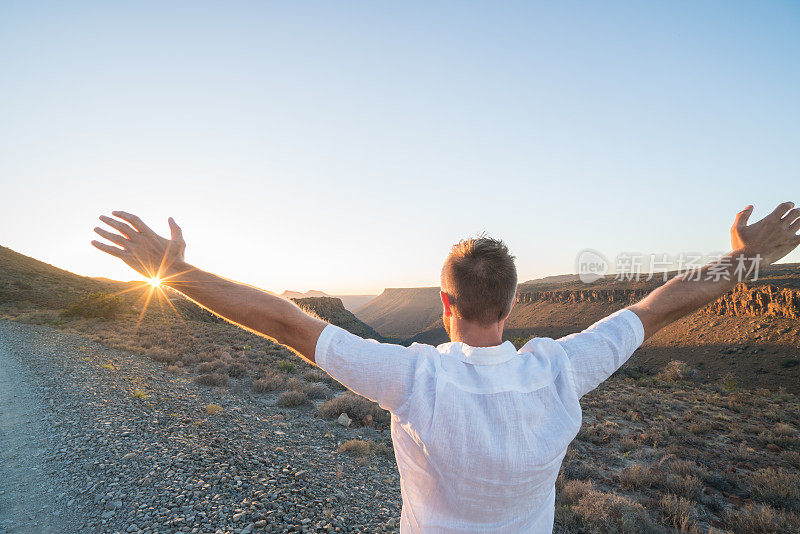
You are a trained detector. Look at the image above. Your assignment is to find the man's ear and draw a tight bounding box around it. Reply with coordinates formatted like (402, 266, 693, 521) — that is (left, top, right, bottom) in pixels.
(440, 290, 453, 318)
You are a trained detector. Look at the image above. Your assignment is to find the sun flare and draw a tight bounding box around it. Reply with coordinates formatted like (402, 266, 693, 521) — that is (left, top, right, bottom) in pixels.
(148, 277, 162, 288)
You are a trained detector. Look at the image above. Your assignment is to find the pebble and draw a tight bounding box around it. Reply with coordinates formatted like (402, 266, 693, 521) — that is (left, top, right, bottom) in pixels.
(0, 321, 401, 533)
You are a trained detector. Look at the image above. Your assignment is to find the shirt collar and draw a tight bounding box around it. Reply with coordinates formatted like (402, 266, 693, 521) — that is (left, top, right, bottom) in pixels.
(436, 340, 520, 365)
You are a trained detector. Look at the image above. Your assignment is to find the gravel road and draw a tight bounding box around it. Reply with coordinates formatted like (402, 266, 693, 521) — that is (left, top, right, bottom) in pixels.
(0, 320, 401, 533)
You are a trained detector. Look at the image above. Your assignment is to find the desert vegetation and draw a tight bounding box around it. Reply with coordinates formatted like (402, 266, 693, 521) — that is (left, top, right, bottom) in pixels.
(2, 246, 799, 532)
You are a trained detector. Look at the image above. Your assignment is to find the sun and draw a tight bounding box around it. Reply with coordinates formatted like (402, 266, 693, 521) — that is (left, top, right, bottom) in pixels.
(147, 277, 162, 288)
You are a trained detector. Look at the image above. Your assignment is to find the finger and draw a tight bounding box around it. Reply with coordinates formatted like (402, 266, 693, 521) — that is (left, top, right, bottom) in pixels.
(91, 240, 127, 258)
(168, 217, 183, 241)
(112, 211, 155, 235)
(769, 201, 794, 220)
(733, 205, 753, 228)
(781, 207, 800, 226)
(99, 215, 137, 238)
(93, 227, 129, 247)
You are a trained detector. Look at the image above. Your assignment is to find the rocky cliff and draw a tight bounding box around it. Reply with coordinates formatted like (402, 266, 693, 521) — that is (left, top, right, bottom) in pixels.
(702, 283, 800, 320)
(515, 283, 800, 320)
(516, 288, 649, 306)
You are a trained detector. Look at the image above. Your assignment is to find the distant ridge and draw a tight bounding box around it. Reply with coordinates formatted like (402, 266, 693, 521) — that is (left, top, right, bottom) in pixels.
(281, 289, 328, 299)
(353, 287, 442, 339)
(281, 290, 376, 312)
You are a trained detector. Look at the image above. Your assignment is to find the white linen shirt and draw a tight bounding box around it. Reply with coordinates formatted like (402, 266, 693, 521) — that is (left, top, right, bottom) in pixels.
(315, 309, 645, 533)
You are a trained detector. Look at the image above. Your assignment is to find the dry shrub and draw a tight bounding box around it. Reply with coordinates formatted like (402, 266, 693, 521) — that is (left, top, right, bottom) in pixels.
(659, 494, 696, 530)
(194, 373, 229, 387)
(252, 371, 286, 393)
(206, 404, 222, 415)
(558, 481, 658, 533)
(17, 310, 62, 325)
(285, 377, 310, 393)
(619, 464, 654, 490)
(747, 467, 800, 507)
(338, 439, 392, 458)
(317, 392, 390, 427)
(148, 347, 180, 364)
(277, 359, 296, 373)
(275, 390, 309, 407)
(619, 436, 637, 453)
(773, 422, 797, 437)
(724, 502, 800, 533)
(688, 421, 711, 435)
(562, 459, 597, 481)
(304, 369, 330, 383)
(180, 353, 199, 366)
(62, 292, 127, 319)
(665, 458, 701, 478)
(662, 473, 702, 500)
(226, 361, 248, 378)
(782, 451, 800, 469)
(306, 382, 331, 400)
(658, 360, 689, 382)
(165, 365, 182, 374)
(197, 360, 224, 373)
(558, 479, 594, 504)
(339, 439, 374, 457)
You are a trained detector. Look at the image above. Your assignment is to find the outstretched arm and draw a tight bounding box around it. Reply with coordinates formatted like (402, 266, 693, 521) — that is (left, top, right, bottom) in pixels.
(91, 211, 327, 362)
(628, 202, 800, 341)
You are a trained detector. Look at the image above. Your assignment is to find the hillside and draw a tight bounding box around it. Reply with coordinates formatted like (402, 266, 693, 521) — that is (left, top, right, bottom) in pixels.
(0, 245, 378, 339)
(0, 245, 125, 309)
(291, 296, 383, 340)
(353, 287, 442, 339)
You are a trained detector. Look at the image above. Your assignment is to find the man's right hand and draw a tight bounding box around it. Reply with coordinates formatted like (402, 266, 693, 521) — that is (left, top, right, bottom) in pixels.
(92, 211, 187, 282)
(629, 201, 799, 341)
(731, 202, 800, 266)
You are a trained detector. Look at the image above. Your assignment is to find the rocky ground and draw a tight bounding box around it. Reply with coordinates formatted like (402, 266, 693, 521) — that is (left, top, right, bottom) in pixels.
(0, 320, 401, 534)
(1, 315, 799, 534)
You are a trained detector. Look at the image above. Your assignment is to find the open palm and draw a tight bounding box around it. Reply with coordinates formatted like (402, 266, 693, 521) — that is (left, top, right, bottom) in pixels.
(91, 211, 186, 280)
(731, 202, 800, 266)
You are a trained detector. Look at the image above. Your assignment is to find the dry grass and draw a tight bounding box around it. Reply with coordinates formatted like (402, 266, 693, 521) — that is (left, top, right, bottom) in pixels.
(317, 392, 390, 427)
(658, 494, 696, 530)
(339, 439, 392, 458)
(194, 373, 229, 387)
(724, 502, 800, 533)
(556, 477, 660, 533)
(619, 464, 654, 490)
(559, 361, 800, 532)
(275, 390, 309, 407)
(252, 371, 286, 393)
(746, 467, 800, 509)
(5, 279, 800, 533)
(205, 404, 222, 415)
(658, 360, 690, 382)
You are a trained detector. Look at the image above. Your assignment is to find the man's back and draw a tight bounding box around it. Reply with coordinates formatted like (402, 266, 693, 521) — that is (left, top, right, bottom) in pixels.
(315, 309, 644, 533)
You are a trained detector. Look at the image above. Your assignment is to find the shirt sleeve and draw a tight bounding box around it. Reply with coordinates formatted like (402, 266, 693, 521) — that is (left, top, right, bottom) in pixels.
(554, 309, 645, 398)
(314, 324, 425, 413)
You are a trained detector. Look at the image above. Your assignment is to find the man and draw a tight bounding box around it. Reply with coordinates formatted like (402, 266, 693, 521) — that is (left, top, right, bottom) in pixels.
(92, 202, 799, 533)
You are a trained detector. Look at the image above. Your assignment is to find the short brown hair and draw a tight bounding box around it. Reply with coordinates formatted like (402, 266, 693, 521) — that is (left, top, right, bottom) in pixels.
(440, 235, 517, 324)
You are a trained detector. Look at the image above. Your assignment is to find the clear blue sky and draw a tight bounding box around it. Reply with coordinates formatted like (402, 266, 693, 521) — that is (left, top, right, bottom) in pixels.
(1, 1, 798, 294)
